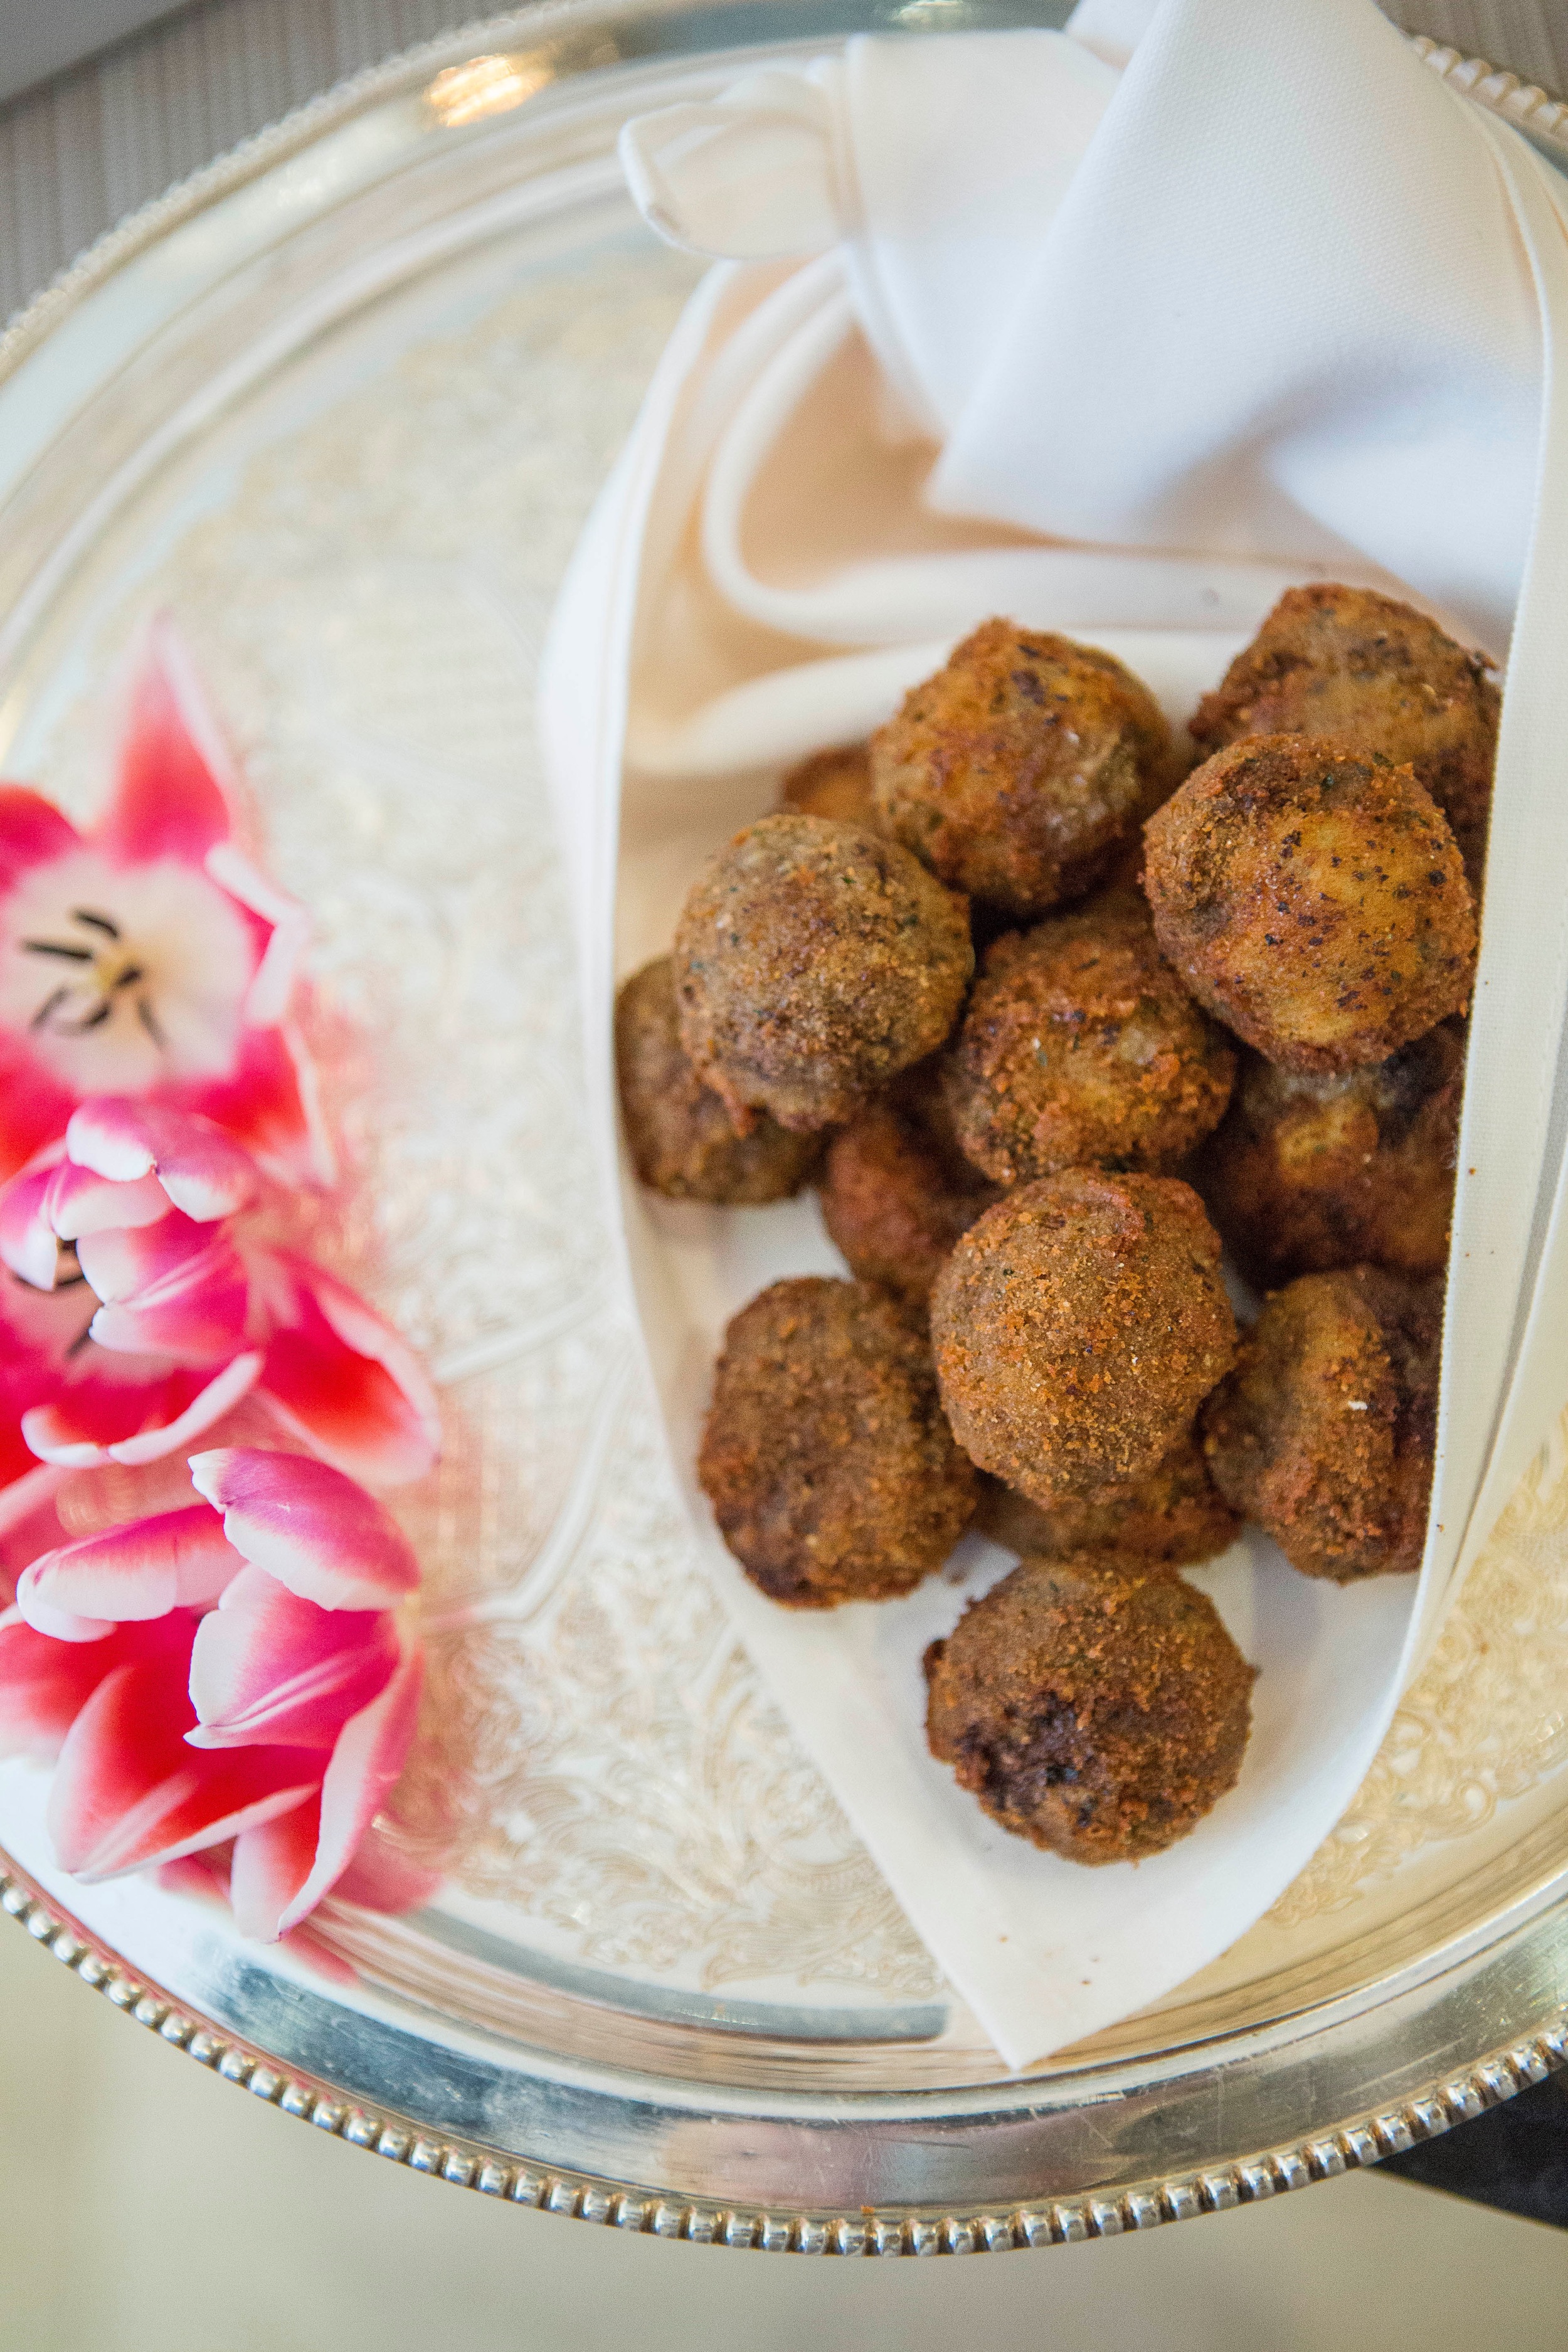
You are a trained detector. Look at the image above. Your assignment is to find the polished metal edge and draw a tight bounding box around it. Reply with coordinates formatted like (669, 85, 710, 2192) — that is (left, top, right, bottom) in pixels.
(400, 1902, 950, 2042)
(3, 1854, 1562, 2248)
(1411, 36, 1568, 162)
(0, 3, 585, 361)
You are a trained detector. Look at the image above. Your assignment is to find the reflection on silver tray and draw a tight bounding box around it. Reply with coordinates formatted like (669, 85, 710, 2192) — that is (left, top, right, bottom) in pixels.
(2, 0, 1568, 2245)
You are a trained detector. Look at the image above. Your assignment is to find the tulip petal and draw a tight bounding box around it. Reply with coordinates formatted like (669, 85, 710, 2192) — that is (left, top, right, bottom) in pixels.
(0, 1462, 69, 1544)
(23, 1350, 264, 1469)
(273, 1644, 423, 1936)
(187, 1565, 397, 1750)
(0, 1611, 180, 1762)
(186, 1447, 420, 1609)
(0, 785, 81, 893)
(48, 1641, 319, 1882)
(75, 1208, 215, 1304)
(78, 1217, 249, 1364)
(0, 1609, 114, 1749)
(203, 844, 311, 1030)
(0, 1037, 77, 1187)
(21, 1504, 238, 1636)
(13, 1575, 115, 1641)
(0, 1152, 66, 1287)
(253, 1253, 438, 1488)
(331, 1818, 443, 1916)
(93, 623, 236, 869)
(161, 1020, 334, 1188)
(45, 1159, 170, 1241)
(64, 1098, 258, 1222)
(228, 1800, 321, 1941)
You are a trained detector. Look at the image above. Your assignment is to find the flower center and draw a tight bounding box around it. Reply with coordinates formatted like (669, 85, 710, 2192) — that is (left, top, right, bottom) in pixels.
(21, 906, 166, 1051)
(0, 849, 257, 1092)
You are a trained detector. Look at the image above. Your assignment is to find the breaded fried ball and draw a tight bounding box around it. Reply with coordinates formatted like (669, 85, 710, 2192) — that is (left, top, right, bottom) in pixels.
(1190, 585, 1498, 884)
(674, 814, 973, 1133)
(1202, 1266, 1439, 1582)
(871, 620, 1177, 919)
(931, 1171, 1236, 1503)
(615, 958, 823, 1204)
(977, 1429, 1241, 1569)
(943, 894, 1235, 1184)
(698, 1277, 978, 1607)
(924, 1554, 1254, 1862)
(780, 743, 876, 827)
(1199, 1022, 1463, 1285)
(820, 1062, 999, 1306)
(1143, 736, 1476, 1073)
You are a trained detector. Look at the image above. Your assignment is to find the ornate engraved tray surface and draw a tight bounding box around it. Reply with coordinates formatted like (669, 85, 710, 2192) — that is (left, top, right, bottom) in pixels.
(3, 0, 1568, 2249)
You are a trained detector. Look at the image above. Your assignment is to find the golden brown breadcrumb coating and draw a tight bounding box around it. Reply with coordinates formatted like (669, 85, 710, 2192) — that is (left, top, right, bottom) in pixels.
(1198, 1023, 1463, 1285)
(1142, 735, 1476, 1073)
(976, 1429, 1240, 1569)
(673, 813, 973, 1133)
(924, 1553, 1254, 1862)
(698, 1276, 977, 1607)
(930, 1170, 1237, 1504)
(1202, 1266, 1439, 1582)
(1189, 585, 1498, 884)
(871, 620, 1177, 919)
(820, 1062, 999, 1305)
(943, 893, 1234, 1184)
(779, 742, 877, 827)
(615, 958, 823, 1203)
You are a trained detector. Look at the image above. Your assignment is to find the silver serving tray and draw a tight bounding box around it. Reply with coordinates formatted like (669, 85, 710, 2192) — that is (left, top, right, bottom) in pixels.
(3, 0, 1568, 2252)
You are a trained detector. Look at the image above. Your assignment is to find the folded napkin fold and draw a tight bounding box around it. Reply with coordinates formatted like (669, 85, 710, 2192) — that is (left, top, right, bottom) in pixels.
(540, 0, 1568, 2063)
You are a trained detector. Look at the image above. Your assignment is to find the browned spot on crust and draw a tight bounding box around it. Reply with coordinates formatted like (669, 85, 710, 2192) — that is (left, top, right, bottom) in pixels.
(1143, 734, 1476, 1073)
(976, 1427, 1239, 1569)
(1189, 583, 1497, 886)
(930, 1169, 1237, 1503)
(1197, 1023, 1463, 1285)
(924, 1553, 1255, 1862)
(698, 1276, 978, 1607)
(779, 742, 877, 827)
(1202, 1265, 1439, 1582)
(820, 1061, 1000, 1305)
(615, 956, 823, 1203)
(673, 813, 973, 1133)
(871, 620, 1180, 919)
(943, 890, 1234, 1184)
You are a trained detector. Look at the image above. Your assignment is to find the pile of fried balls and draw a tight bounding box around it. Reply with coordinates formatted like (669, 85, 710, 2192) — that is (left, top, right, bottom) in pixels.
(615, 587, 1493, 1867)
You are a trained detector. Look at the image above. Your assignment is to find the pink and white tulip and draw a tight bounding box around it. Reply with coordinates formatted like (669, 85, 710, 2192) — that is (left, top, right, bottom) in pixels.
(0, 1448, 428, 1938)
(0, 1100, 438, 1486)
(0, 621, 327, 1186)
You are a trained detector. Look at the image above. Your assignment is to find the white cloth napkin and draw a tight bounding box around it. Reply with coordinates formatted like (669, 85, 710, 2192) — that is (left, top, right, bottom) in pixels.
(539, 0, 1568, 2064)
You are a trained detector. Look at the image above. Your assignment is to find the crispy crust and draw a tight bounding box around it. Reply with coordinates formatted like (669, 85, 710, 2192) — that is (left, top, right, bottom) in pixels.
(871, 620, 1177, 919)
(1189, 585, 1498, 884)
(673, 813, 973, 1133)
(924, 1553, 1255, 1862)
(943, 894, 1235, 1183)
(1142, 735, 1476, 1073)
(615, 958, 824, 1203)
(976, 1429, 1240, 1569)
(820, 1064, 999, 1305)
(1202, 1266, 1439, 1582)
(1198, 1023, 1463, 1284)
(698, 1276, 978, 1607)
(779, 742, 877, 827)
(930, 1170, 1237, 1503)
